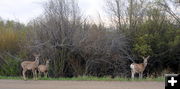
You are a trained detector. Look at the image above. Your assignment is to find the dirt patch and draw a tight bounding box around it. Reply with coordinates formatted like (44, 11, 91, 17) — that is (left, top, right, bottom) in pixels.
(0, 80, 164, 89)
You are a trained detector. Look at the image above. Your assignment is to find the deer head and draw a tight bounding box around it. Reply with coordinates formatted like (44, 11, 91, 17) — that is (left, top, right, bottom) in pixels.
(46, 59, 50, 65)
(33, 53, 40, 60)
(33, 53, 40, 66)
(142, 56, 150, 66)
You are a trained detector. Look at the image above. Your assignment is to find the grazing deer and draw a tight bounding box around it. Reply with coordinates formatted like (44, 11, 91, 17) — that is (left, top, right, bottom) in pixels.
(21, 53, 40, 80)
(130, 56, 150, 79)
(38, 59, 50, 78)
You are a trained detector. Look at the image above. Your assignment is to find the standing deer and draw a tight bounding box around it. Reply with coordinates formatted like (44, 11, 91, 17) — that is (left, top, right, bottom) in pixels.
(130, 56, 150, 79)
(21, 53, 40, 80)
(38, 59, 50, 78)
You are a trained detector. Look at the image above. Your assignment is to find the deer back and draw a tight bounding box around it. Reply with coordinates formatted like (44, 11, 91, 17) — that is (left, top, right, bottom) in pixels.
(131, 63, 146, 73)
(21, 61, 37, 70)
(21, 53, 40, 70)
(38, 65, 48, 72)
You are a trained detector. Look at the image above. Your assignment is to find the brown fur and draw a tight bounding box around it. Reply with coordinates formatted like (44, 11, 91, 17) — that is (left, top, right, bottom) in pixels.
(38, 60, 49, 77)
(131, 63, 146, 73)
(21, 53, 40, 80)
(130, 56, 150, 79)
(38, 65, 48, 73)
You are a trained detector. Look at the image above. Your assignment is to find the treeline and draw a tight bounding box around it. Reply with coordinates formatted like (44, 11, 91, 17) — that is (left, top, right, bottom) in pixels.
(0, 0, 179, 78)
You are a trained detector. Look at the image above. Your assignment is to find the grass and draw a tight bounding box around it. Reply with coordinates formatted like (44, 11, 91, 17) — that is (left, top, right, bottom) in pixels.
(0, 76, 164, 81)
(0, 76, 21, 80)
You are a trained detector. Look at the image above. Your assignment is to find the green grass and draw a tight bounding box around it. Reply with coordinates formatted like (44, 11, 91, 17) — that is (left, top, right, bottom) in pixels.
(0, 76, 21, 80)
(0, 76, 164, 81)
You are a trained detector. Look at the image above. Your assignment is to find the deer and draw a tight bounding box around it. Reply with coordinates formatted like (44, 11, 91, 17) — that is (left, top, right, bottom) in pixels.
(21, 53, 40, 80)
(130, 56, 150, 79)
(38, 59, 50, 78)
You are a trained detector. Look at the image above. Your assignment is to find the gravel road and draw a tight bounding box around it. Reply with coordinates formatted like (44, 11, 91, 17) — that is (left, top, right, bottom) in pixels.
(0, 80, 164, 89)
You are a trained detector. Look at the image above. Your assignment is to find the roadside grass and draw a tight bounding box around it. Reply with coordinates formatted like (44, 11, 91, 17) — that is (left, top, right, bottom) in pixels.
(0, 76, 164, 81)
(0, 76, 21, 80)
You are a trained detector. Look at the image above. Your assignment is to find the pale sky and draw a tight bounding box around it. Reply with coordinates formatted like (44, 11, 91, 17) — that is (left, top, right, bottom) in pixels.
(0, 0, 106, 24)
(0, 0, 179, 24)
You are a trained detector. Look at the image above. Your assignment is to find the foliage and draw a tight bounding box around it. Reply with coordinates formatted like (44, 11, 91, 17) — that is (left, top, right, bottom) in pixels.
(0, 55, 20, 76)
(0, 20, 27, 52)
(131, 7, 180, 74)
(0, 0, 179, 78)
(0, 20, 27, 76)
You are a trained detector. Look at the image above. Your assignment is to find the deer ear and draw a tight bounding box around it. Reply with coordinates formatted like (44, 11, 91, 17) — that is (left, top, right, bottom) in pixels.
(140, 55, 145, 59)
(33, 53, 40, 57)
(146, 56, 150, 59)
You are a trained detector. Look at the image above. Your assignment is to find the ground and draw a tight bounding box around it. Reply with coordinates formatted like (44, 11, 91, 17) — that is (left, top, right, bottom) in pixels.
(0, 80, 164, 89)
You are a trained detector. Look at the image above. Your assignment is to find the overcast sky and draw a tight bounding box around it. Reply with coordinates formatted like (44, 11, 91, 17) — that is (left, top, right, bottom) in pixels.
(0, 0, 179, 24)
(0, 0, 105, 24)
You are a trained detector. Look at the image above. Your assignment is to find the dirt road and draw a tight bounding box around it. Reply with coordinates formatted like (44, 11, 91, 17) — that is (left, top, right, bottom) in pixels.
(0, 80, 164, 89)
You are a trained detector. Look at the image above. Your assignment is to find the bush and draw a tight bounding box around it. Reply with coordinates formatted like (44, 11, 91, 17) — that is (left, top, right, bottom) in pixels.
(0, 55, 21, 76)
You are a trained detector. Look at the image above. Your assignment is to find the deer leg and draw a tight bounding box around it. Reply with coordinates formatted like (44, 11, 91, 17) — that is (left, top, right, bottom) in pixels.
(45, 72, 48, 78)
(22, 70, 27, 80)
(139, 73, 141, 78)
(32, 69, 36, 80)
(43, 72, 47, 78)
(32, 71, 35, 80)
(139, 72, 143, 78)
(35, 70, 37, 80)
(38, 71, 41, 78)
(131, 70, 134, 79)
(141, 72, 143, 78)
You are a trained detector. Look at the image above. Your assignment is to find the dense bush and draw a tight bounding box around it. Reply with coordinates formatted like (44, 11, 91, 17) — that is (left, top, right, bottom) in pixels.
(0, 0, 179, 77)
(0, 20, 27, 76)
(0, 55, 21, 76)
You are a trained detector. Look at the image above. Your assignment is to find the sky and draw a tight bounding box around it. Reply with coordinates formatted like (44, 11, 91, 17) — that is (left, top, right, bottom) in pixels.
(0, 0, 179, 24)
(0, 0, 106, 24)
(0, 0, 46, 24)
